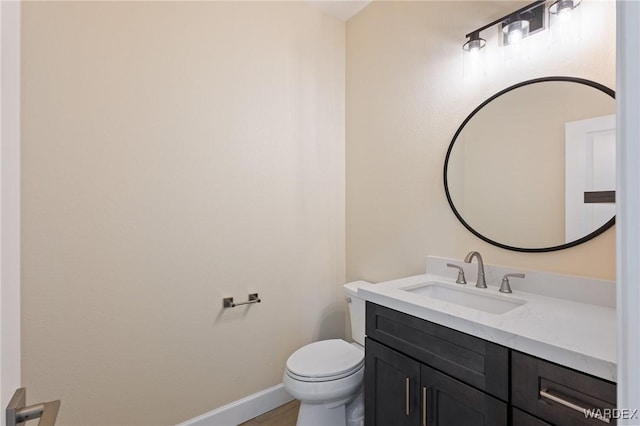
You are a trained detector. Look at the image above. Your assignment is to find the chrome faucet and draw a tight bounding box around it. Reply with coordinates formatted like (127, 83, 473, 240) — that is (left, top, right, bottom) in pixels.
(464, 251, 487, 288)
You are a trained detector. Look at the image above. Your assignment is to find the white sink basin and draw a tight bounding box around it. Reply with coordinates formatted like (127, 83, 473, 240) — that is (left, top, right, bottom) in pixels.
(402, 282, 525, 314)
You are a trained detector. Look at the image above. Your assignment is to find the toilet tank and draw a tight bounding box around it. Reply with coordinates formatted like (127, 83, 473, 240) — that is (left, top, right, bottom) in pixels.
(344, 281, 371, 346)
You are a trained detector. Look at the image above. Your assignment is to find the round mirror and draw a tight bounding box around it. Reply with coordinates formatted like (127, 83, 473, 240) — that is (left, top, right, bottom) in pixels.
(444, 77, 615, 252)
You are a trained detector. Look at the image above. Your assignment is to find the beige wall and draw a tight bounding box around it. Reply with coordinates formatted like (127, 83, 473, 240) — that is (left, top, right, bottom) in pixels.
(22, 2, 345, 425)
(346, 1, 616, 282)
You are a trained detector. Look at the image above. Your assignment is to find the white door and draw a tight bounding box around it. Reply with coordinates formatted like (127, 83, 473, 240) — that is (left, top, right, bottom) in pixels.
(2, 6, 61, 425)
(565, 114, 616, 242)
(1, 2, 22, 425)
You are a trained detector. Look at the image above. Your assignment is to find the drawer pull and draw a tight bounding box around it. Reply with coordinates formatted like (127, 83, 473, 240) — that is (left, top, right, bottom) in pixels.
(422, 386, 427, 426)
(405, 378, 410, 416)
(540, 389, 610, 424)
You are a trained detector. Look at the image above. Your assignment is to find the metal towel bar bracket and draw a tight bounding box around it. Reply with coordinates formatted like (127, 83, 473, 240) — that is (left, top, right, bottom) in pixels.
(6, 388, 60, 426)
(223, 293, 261, 308)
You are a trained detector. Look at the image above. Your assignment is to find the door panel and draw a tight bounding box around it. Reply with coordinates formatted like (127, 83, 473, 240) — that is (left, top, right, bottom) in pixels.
(365, 338, 420, 426)
(1, 0, 23, 416)
(565, 114, 616, 241)
(422, 364, 507, 426)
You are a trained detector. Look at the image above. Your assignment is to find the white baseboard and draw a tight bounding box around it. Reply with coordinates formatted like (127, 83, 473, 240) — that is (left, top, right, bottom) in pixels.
(176, 383, 295, 426)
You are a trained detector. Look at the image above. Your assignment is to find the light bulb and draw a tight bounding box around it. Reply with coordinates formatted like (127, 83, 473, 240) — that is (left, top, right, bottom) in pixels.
(462, 34, 486, 81)
(551, 0, 579, 24)
(557, 1, 574, 23)
(469, 40, 482, 54)
(502, 20, 530, 46)
(508, 29, 524, 44)
(549, 0, 581, 44)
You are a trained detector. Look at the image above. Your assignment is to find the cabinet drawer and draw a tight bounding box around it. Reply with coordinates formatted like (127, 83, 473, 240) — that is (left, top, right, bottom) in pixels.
(512, 351, 616, 425)
(366, 302, 509, 401)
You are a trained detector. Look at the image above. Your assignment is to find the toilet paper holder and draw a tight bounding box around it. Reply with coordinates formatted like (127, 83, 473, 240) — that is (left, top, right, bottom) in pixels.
(223, 293, 261, 308)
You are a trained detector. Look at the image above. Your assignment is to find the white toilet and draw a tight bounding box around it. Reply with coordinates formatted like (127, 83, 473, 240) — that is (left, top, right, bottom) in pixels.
(282, 281, 368, 426)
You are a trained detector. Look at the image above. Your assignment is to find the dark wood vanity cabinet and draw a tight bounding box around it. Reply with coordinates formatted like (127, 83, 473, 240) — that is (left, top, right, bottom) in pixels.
(365, 302, 508, 425)
(365, 338, 507, 426)
(364, 302, 617, 426)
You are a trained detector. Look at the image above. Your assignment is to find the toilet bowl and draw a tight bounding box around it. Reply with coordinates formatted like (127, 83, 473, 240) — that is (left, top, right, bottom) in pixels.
(282, 281, 369, 426)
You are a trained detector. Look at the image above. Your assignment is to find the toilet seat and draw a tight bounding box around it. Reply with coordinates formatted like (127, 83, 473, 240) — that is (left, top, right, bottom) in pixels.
(285, 339, 364, 383)
(286, 363, 363, 383)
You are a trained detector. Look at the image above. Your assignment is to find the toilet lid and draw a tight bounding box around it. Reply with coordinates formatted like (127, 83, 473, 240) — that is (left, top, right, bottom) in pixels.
(286, 339, 364, 379)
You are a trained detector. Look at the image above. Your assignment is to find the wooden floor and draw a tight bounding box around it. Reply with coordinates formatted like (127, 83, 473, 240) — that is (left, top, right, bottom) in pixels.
(239, 400, 300, 426)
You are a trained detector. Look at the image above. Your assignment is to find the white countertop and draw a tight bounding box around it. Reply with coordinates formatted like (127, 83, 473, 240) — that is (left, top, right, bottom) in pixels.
(358, 272, 617, 382)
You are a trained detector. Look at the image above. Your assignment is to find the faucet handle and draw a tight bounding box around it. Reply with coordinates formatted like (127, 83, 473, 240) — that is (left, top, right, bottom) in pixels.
(500, 273, 525, 294)
(446, 263, 467, 285)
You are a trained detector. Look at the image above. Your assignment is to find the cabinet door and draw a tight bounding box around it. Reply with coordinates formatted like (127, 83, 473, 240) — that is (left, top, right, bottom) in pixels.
(365, 338, 421, 426)
(421, 364, 507, 426)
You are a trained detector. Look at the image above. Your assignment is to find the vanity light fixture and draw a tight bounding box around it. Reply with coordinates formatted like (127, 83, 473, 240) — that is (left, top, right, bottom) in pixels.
(462, 0, 577, 55)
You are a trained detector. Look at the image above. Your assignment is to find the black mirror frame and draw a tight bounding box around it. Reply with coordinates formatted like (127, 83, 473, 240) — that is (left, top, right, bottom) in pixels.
(443, 76, 616, 253)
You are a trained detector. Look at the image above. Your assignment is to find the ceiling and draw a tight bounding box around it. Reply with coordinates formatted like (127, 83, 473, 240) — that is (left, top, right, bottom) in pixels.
(306, 0, 372, 21)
